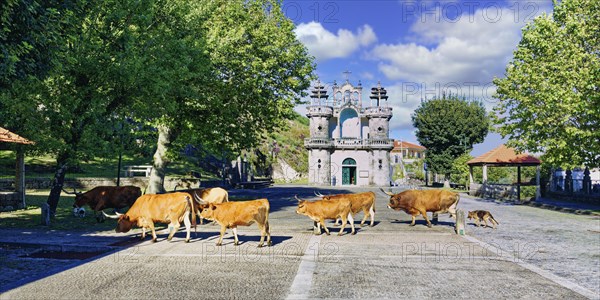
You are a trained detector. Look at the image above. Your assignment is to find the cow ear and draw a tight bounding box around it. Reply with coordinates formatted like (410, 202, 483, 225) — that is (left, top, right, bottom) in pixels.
(210, 204, 216, 210)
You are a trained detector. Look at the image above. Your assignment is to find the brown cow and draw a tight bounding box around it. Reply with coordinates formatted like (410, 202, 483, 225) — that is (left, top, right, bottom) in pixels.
(103, 192, 196, 242)
(186, 187, 228, 224)
(197, 199, 271, 247)
(318, 191, 376, 227)
(295, 196, 356, 236)
(64, 186, 141, 222)
(381, 188, 459, 228)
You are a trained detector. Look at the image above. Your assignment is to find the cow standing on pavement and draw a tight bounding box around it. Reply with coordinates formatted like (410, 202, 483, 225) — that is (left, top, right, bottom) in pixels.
(183, 187, 228, 224)
(197, 198, 272, 247)
(295, 196, 356, 236)
(317, 191, 376, 227)
(64, 186, 141, 222)
(381, 188, 459, 227)
(103, 192, 196, 242)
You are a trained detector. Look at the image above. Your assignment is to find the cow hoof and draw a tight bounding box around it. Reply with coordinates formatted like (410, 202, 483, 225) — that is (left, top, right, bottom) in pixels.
(326, 232, 331, 236)
(360, 223, 366, 227)
(337, 233, 343, 236)
(370, 224, 374, 227)
(216, 242, 222, 246)
(185, 239, 190, 243)
(152, 238, 157, 243)
(234, 242, 239, 246)
(267, 241, 272, 246)
(427, 224, 432, 228)
(409, 224, 416, 227)
(257, 244, 263, 248)
(352, 231, 356, 235)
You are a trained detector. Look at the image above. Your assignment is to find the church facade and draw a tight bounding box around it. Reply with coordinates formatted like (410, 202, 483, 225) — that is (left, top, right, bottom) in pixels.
(304, 79, 394, 186)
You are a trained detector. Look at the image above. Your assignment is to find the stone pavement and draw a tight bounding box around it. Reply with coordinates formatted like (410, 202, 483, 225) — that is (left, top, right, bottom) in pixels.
(1, 185, 598, 299)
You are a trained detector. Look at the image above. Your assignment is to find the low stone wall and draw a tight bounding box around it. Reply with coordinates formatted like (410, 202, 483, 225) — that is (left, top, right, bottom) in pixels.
(0, 191, 23, 211)
(0, 177, 217, 192)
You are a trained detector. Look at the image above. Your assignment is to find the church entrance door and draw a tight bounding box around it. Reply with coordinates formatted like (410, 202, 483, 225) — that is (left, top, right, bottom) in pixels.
(342, 158, 357, 185)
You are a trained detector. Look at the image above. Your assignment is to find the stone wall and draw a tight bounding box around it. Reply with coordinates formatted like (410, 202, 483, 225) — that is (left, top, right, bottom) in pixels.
(0, 177, 207, 192)
(0, 191, 22, 211)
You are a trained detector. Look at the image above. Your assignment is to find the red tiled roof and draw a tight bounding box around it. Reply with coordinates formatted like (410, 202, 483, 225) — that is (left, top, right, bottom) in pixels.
(467, 144, 541, 165)
(0, 127, 34, 144)
(393, 140, 425, 150)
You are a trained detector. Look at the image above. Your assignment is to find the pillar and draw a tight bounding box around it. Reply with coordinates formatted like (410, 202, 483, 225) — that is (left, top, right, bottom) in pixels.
(517, 165, 521, 201)
(535, 165, 541, 200)
(469, 165, 474, 184)
(482, 165, 488, 183)
(16, 148, 26, 209)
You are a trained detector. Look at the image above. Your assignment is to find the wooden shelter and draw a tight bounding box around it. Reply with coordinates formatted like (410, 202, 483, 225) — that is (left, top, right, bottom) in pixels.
(467, 144, 542, 201)
(0, 127, 34, 211)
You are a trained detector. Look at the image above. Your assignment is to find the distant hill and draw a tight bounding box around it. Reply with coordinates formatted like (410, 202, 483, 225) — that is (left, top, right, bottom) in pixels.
(263, 112, 309, 177)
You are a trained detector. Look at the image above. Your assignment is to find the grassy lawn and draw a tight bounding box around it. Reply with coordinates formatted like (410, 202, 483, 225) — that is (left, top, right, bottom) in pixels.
(0, 190, 119, 230)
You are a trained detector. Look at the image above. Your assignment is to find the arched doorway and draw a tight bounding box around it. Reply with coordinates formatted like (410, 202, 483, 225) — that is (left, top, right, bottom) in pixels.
(342, 158, 357, 185)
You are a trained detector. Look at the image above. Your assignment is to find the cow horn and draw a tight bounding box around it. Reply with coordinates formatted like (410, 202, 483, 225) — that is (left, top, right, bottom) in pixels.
(62, 188, 76, 195)
(294, 194, 305, 202)
(193, 192, 206, 204)
(314, 191, 324, 197)
(102, 211, 121, 219)
(379, 187, 394, 196)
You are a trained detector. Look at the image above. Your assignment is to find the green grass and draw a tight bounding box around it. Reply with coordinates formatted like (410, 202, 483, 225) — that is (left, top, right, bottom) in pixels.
(0, 191, 118, 230)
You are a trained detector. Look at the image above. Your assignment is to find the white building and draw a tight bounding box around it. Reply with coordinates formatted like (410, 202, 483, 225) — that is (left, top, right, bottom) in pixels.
(304, 79, 394, 186)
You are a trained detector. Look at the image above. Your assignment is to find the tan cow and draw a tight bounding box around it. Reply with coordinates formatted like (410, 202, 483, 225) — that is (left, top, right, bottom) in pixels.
(197, 199, 271, 247)
(103, 192, 196, 242)
(186, 187, 229, 224)
(381, 188, 459, 228)
(295, 196, 356, 236)
(318, 191, 376, 227)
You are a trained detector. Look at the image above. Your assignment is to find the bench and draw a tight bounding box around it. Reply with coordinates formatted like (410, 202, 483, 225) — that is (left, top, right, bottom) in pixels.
(236, 180, 273, 189)
(124, 165, 153, 177)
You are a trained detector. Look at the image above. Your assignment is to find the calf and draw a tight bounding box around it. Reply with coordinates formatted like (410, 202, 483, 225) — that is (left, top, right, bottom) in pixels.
(295, 196, 356, 236)
(198, 199, 271, 247)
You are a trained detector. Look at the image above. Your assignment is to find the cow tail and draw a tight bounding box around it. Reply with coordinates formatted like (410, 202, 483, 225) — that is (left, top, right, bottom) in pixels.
(224, 190, 229, 202)
(186, 195, 197, 230)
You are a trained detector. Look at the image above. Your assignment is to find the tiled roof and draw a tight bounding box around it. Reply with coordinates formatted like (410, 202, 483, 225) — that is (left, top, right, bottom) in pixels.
(393, 140, 425, 150)
(467, 144, 541, 165)
(0, 127, 34, 144)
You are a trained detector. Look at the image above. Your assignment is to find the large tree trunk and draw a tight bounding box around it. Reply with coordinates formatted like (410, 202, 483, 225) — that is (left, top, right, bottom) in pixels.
(147, 125, 177, 194)
(46, 157, 68, 217)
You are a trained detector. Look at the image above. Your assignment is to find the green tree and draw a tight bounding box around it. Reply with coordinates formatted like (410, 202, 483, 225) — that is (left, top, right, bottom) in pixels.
(493, 0, 600, 168)
(412, 94, 489, 187)
(144, 0, 315, 193)
(450, 153, 472, 188)
(0, 1, 70, 87)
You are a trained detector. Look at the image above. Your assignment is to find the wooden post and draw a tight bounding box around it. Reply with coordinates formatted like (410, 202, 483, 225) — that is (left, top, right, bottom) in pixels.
(455, 209, 465, 235)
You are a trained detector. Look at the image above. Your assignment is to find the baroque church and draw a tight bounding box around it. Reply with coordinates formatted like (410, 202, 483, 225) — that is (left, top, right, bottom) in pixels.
(305, 77, 393, 186)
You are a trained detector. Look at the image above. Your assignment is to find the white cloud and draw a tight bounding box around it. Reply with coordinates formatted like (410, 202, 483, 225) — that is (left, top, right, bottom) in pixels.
(294, 22, 377, 62)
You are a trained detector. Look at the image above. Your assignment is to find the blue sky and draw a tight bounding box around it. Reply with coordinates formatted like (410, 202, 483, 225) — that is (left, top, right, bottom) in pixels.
(287, 0, 554, 156)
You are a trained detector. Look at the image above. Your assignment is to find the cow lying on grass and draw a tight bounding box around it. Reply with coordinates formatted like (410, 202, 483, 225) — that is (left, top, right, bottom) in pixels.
(381, 188, 459, 228)
(197, 198, 272, 247)
(104, 192, 196, 242)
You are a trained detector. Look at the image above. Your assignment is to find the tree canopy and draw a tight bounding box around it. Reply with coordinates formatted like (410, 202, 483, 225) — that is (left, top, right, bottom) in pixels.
(493, 0, 600, 168)
(412, 94, 489, 185)
(0, 0, 315, 212)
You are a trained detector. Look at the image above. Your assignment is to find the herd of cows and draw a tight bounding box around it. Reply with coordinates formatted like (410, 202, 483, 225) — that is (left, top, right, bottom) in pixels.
(64, 185, 462, 247)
